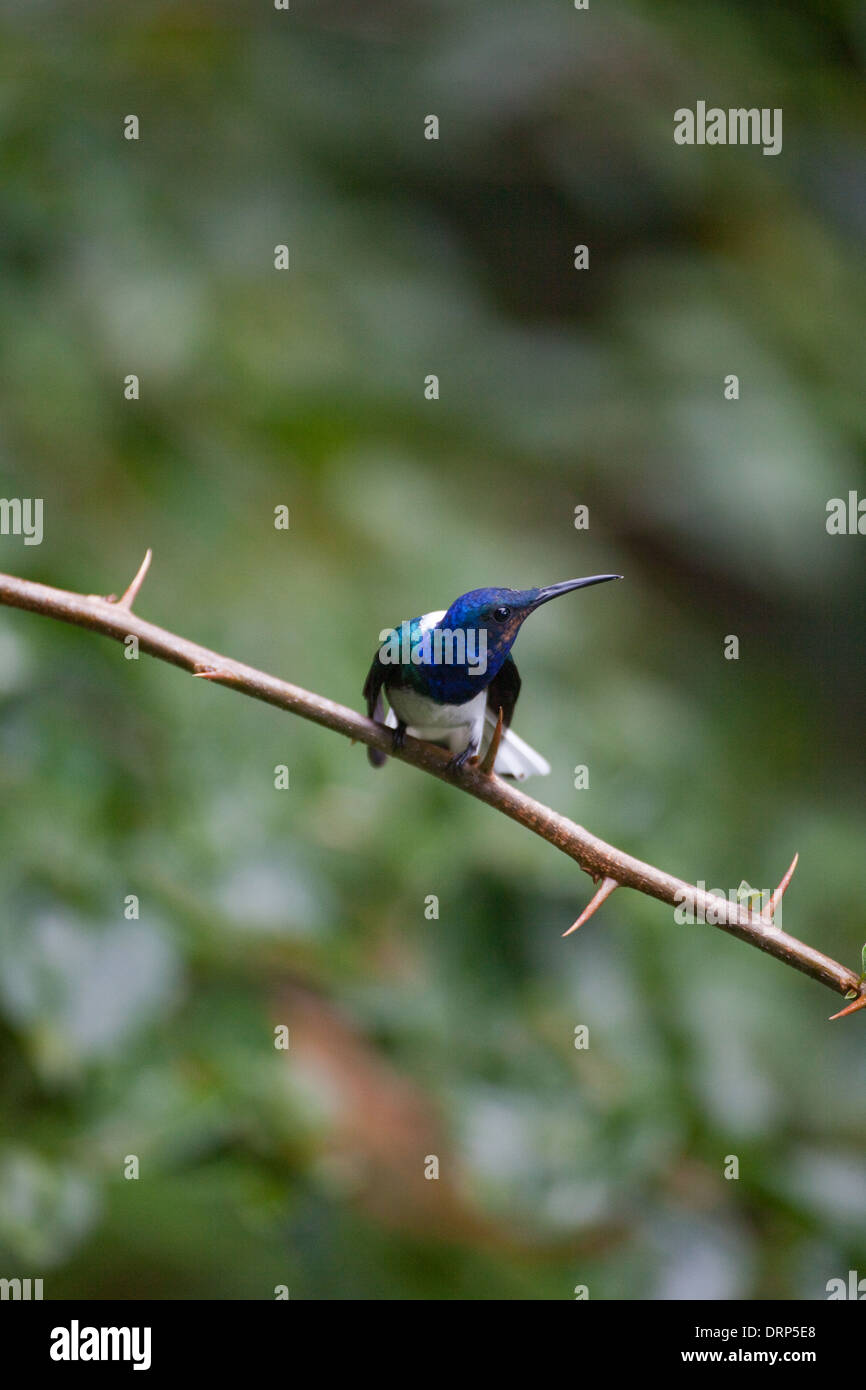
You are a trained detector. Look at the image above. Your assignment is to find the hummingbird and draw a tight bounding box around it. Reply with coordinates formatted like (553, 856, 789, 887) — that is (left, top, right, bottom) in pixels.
(363, 575, 621, 779)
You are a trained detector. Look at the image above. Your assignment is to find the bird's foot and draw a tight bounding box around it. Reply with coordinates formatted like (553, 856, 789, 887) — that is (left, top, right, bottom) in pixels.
(391, 721, 408, 753)
(447, 741, 477, 774)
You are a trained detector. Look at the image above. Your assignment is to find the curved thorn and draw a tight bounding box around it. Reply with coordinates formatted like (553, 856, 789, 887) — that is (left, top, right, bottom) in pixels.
(115, 548, 152, 610)
(829, 992, 866, 1021)
(192, 666, 240, 683)
(563, 876, 618, 937)
(479, 706, 504, 776)
(762, 851, 799, 920)
(829, 993, 866, 1021)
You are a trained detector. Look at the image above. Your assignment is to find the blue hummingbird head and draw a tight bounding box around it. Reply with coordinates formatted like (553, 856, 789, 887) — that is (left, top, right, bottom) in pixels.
(442, 574, 622, 680)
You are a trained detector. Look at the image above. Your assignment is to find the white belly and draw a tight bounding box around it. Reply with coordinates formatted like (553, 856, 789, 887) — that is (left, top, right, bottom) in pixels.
(387, 687, 486, 753)
(385, 685, 550, 779)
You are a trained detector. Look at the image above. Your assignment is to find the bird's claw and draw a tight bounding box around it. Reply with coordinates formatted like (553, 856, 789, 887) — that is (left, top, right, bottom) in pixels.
(448, 742, 477, 774)
(391, 722, 407, 753)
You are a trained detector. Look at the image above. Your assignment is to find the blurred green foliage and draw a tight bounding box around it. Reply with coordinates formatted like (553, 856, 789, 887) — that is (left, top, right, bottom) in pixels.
(0, 1, 865, 1299)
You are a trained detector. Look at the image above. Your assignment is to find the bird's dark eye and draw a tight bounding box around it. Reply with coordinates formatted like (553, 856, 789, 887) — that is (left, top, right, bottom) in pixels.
(494, 605, 511, 622)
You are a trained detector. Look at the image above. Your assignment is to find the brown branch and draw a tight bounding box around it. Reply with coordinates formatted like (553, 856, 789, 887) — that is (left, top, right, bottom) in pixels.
(0, 555, 862, 1019)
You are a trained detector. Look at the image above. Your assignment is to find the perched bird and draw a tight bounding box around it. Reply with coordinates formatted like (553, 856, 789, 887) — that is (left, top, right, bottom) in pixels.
(363, 575, 621, 779)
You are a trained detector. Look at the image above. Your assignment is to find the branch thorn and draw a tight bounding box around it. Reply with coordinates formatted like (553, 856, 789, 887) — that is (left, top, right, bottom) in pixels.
(829, 991, 866, 1022)
(761, 851, 799, 921)
(478, 707, 504, 776)
(114, 548, 152, 611)
(192, 665, 241, 683)
(563, 876, 619, 936)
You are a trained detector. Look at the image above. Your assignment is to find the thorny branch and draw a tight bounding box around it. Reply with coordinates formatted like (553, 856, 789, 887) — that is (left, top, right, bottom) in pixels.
(0, 553, 863, 1021)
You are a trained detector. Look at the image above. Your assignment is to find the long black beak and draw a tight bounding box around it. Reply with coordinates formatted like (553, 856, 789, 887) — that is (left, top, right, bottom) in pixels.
(532, 574, 622, 608)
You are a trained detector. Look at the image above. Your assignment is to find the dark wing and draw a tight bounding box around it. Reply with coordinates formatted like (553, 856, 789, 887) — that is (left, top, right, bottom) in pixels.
(363, 649, 389, 768)
(486, 654, 521, 730)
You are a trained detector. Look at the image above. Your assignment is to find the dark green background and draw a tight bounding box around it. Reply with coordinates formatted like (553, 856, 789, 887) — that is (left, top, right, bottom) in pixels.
(0, 1, 864, 1299)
